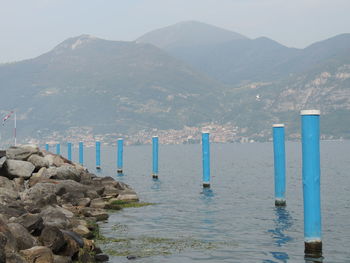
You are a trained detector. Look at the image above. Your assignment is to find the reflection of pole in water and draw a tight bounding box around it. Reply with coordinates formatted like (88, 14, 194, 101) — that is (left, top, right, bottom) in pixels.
(266, 207, 292, 263)
(268, 207, 293, 247)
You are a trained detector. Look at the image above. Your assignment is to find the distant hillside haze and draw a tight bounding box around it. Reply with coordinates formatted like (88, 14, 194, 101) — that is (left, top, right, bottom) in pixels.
(136, 21, 248, 50)
(0, 34, 223, 137)
(138, 21, 350, 85)
(0, 21, 350, 142)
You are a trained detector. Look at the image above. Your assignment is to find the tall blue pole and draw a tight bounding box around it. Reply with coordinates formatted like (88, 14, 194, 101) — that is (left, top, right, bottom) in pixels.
(45, 144, 49, 151)
(56, 143, 61, 155)
(152, 136, 159, 179)
(273, 124, 286, 206)
(67, 143, 72, 161)
(301, 110, 322, 258)
(96, 141, 101, 169)
(202, 132, 210, 188)
(79, 142, 84, 166)
(117, 138, 123, 174)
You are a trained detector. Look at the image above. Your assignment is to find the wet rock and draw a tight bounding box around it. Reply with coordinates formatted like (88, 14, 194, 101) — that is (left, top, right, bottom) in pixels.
(72, 225, 91, 239)
(40, 206, 71, 229)
(28, 154, 49, 171)
(21, 246, 54, 263)
(90, 198, 106, 209)
(95, 253, 109, 262)
(127, 255, 139, 260)
(7, 223, 38, 250)
(81, 208, 108, 221)
(102, 186, 120, 198)
(4, 160, 35, 179)
(115, 189, 139, 201)
(6, 145, 39, 161)
(11, 213, 44, 236)
(53, 255, 72, 263)
(53, 165, 81, 182)
(39, 226, 66, 254)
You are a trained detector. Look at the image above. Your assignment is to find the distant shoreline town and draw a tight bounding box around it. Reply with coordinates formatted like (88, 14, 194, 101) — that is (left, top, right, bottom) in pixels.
(14, 123, 342, 147)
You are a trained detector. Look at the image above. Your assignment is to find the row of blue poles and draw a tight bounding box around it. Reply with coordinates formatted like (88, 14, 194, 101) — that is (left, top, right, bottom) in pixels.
(45, 110, 321, 258)
(45, 139, 124, 173)
(273, 110, 322, 258)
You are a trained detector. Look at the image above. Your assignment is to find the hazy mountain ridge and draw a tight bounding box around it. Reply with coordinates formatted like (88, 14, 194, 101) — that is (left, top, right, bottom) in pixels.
(0, 21, 350, 143)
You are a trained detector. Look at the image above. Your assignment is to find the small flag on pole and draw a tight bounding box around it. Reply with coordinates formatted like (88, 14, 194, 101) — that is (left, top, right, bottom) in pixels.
(2, 111, 14, 126)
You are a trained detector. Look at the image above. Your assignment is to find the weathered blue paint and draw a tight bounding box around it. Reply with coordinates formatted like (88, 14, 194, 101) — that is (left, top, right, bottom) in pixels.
(273, 124, 286, 206)
(79, 142, 84, 165)
(96, 141, 101, 168)
(117, 138, 123, 172)
(67, 143, 72, 161)
(202, 132, 210, 187)
(301, 110, 322, 256)
(45, 144, 49, 151)
(152, 136, 159, 178)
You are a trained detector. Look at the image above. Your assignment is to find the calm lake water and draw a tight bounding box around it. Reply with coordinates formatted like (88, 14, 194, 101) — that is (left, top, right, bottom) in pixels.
(66, 141, 350, 263)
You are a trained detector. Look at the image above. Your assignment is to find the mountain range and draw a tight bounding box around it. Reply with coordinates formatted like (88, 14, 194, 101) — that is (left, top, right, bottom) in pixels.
(0, 21, 349, 143)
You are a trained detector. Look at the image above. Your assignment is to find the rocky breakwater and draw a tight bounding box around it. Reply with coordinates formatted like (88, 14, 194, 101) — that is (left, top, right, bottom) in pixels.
(0, 145, 139, 263)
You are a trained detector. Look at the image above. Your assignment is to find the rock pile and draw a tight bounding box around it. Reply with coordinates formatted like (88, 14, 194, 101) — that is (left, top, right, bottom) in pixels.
(0, 145, 139, 263)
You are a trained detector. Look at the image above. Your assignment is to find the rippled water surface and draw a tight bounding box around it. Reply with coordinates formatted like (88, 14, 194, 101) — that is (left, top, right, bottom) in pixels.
(68, 141, 350, 263)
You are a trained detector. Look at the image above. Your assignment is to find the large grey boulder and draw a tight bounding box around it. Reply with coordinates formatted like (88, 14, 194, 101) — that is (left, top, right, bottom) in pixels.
(40, 206, 71, 229)
(7, 223, 38, 250)
(53, 166, 81, 182)
(22, 183, 57, 209)
(27, 154, 49, 170)
(4, 160, 35, 179)
(6, 145, 39, 161)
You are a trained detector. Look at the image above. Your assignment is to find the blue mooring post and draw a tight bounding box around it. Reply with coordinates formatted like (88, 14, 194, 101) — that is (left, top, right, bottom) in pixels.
(301, 110, 322, 258)
(56, 143, 60, 155)
(152, 136, 159, 179)
(117, 138, 123, 174)
(67, 143, 72, 161)
(45, 144, 49, 151)
(202, 132, 210, 188)
(273, 124, 286, 206)
(79, 142, 84, 166)
(96, 141, 101, 169)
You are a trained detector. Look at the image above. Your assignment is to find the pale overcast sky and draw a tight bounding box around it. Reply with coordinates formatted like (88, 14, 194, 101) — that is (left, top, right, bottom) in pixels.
(0, 0, 349, 63)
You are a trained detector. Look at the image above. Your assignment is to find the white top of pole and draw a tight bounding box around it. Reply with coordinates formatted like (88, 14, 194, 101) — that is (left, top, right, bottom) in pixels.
(300, 110, 320, 116)
(272, 124, 285, 128)
(202, 130, 210, 134)
(152, 136, 158, 138)
(118, 138, 123, 141)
